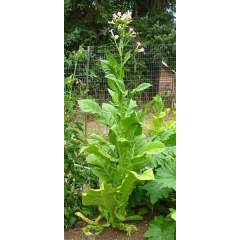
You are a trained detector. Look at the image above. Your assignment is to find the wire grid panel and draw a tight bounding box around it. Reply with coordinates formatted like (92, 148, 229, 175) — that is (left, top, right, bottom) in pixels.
(64, 44, 176, 106)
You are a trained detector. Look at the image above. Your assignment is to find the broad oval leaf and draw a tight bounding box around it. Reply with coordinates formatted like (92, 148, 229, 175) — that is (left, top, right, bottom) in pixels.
(130, 83, 152, 96)
(156, 160, 176, 190)
(81, 144, 114, 162)
(136, 141, 165, 156)
(142, 180, 172, 204)
(78, 99, 102, 115)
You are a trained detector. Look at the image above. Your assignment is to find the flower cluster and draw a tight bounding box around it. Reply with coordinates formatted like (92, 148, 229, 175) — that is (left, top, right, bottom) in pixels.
(108, 10, 144, 53)
(108, 11, 136, 38)
(108, 11, 132, 24)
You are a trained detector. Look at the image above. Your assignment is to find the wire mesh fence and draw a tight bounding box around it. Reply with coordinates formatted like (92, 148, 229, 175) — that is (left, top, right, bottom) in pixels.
(64, 44, 176, 107)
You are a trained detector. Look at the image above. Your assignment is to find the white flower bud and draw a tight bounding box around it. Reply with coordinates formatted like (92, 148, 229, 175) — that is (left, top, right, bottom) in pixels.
(117, 12, 122, 17)
(138, 48, 145, 53)
(114, 35, 119, 40)
(109, 29, 114, 37)
(137, 41, 141, 46)
(126, 10, 132, 19)
(121, 13, 127, 20)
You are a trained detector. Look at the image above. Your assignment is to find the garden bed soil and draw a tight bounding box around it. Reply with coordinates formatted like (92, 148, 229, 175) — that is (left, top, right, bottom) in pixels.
(64, 218, 149, 240)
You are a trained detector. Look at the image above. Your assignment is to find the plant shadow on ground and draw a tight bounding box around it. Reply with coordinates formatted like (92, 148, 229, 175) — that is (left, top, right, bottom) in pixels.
(64, 217, 149, 240)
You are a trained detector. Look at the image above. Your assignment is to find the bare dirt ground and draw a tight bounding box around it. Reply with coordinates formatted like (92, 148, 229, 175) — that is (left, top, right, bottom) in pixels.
(64, 218, 149, 240)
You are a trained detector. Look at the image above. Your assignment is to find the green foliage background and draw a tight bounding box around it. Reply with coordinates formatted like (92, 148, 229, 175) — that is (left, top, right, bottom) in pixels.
(64, 0, 175, 55)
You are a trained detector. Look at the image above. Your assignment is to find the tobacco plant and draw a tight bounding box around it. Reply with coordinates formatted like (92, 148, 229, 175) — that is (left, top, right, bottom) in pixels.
(146, 95, 176, 146)
(77, 11, 165, 235)
(143, 96, 176, 240)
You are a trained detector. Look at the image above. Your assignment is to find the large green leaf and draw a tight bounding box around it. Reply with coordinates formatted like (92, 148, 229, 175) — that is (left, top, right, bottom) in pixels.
(86, 154, 116, 182)
(130, 83, 152, 96)
(101, 56, 125, 94)
(135, 141, 165, 157)
(118, 169, 154, 205)
(128, 155, 152, 171)
(144, 216, 176, 240)
(82, 182, 116, 210)
(142, 157, 176, 204)
(142, 181, 172, 204)
(151, 147, 176, 168)
(101, 54, 122, 80)
(88, 133, 110, 146)
(108, 88, 119, 104)
(117, 138, 133, 167)
(101, 103, 119, 126)
(102, 103, 118, 116)
(105, 73, 125, 93)
(118, 112, 142, 139)
(128, 137, 163, 171)
(78, 99, 102, 115)
(160, 130, 176, 146)
(133, 135, 147, 152)
(156, 160, 176, 190)
(81, 144, 114, 162)
(126, 99, 138, 116)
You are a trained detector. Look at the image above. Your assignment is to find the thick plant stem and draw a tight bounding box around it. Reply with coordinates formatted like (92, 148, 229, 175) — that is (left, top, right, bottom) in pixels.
(75, 212, 94, 224)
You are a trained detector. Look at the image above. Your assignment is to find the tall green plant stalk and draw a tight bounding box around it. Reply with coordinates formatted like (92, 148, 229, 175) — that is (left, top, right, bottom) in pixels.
(77, 11, 165, 236)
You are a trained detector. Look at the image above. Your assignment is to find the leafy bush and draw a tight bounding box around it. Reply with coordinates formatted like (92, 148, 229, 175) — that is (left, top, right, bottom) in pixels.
(64, 122, 98, 228)
(64, 48, 98, 228)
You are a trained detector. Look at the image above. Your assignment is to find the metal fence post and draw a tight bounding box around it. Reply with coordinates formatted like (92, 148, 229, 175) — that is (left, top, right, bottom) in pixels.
(84, 46, 91, 139)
